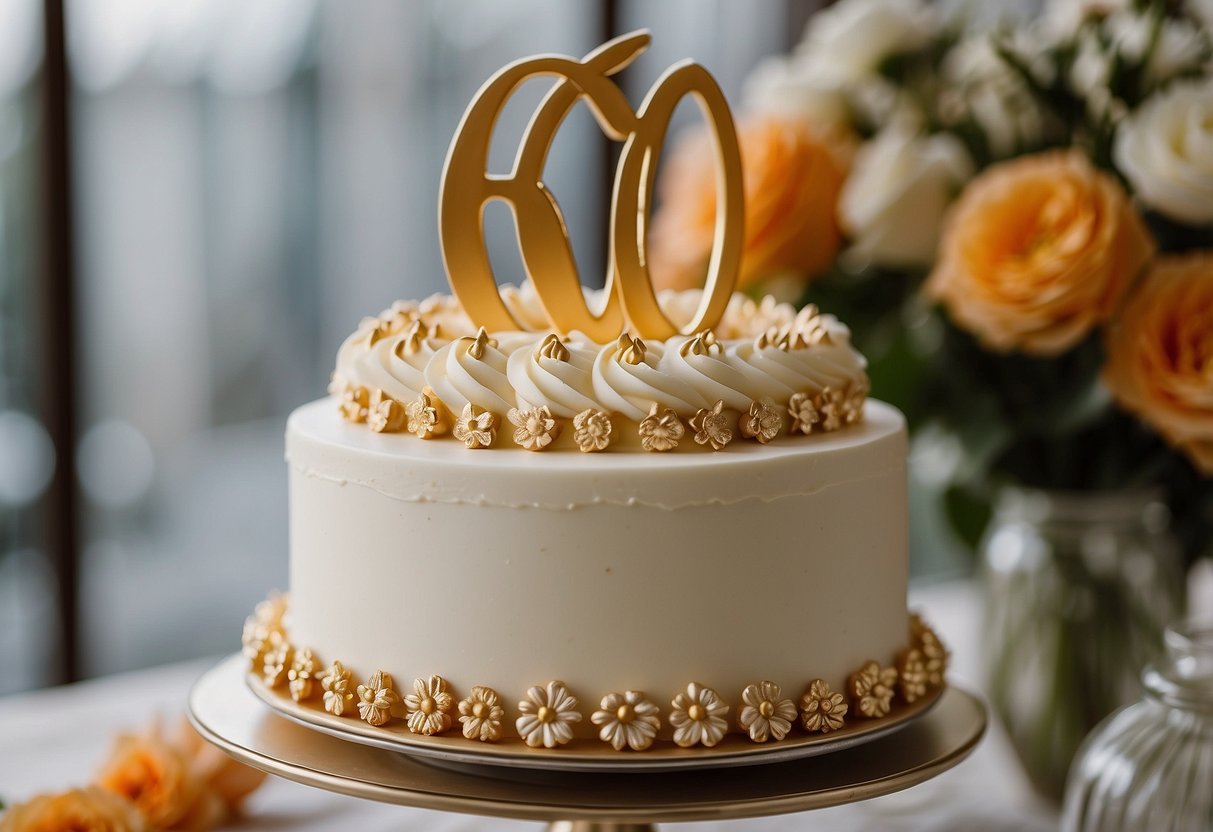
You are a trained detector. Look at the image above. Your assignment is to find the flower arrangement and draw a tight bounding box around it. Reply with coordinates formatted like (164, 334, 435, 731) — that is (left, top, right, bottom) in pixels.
(0, 716, 265, 831)
(651, 0, 1213, 562)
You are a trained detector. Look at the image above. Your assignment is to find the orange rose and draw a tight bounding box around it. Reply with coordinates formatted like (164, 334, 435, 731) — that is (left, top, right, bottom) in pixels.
(927, 150, 1154, 355)
(95, 724, 224, 831)
(1104, 252, 1213, 475)
(168, 717, 266, 810)
(650, 116, 850, 292)
(0, 787, 145, 832)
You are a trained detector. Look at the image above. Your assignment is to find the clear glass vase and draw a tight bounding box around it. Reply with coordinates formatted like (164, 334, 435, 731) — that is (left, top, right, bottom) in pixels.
(1062, 620, 1213, 831)
(981, 487, 1185, 802)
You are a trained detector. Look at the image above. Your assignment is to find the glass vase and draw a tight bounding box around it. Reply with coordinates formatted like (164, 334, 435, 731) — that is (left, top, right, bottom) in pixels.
(981, 487, 1185, 802)
(1062, 620, 1213, 831)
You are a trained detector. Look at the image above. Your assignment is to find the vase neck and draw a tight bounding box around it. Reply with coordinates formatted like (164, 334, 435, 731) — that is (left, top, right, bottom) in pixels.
(1144, 621, 1213, 713)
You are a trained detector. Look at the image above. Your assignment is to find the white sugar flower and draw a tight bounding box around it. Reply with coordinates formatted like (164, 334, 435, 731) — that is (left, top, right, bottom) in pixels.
(669, 682, 729, 748)
(591, 691, 662, 752)
(738, 681, 798, 743)
(516, 681, 582, 748)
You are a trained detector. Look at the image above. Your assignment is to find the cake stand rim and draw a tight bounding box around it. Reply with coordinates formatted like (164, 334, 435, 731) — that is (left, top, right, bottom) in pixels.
(189, 654, 987, 822)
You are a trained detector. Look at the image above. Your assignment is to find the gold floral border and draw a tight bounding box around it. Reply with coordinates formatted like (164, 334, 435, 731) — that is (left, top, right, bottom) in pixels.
(333, 379, 868, 453)
(242, 594, 948, 751)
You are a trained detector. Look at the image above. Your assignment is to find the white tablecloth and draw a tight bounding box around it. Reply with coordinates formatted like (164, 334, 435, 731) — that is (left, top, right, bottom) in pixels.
(0, 581, 1058, 830)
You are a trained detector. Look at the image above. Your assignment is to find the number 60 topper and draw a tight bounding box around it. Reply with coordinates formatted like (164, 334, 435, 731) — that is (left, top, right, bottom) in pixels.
(439, 31, 743, 343)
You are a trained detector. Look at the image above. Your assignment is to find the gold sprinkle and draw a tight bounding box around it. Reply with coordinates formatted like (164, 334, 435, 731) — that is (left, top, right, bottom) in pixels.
(466, 327, 497, 360)
(537, 333, 570, 362)
(620, 334, 648, 365)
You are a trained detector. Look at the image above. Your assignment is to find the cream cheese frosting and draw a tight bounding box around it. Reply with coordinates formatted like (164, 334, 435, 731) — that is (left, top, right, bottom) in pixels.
(332, 286, 869, 433)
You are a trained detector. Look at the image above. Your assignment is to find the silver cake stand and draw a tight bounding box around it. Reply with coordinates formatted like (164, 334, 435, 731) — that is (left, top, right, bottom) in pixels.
(189, 655, 986, 832)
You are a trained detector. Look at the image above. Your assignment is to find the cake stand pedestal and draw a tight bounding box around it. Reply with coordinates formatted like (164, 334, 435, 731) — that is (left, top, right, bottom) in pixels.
(190, 656, 986, 831)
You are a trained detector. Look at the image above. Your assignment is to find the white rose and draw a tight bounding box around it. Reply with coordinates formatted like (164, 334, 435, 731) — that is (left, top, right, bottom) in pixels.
(795, 0, 937, 84)
(742, 54, 850, 128)
(1115, 77, 1213, 225)
(745, 0, 934, 131)
(838, 123, 973, 269)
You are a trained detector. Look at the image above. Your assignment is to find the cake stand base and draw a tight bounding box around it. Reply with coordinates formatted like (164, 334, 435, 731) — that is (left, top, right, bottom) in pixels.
(190, 655, 986, 829)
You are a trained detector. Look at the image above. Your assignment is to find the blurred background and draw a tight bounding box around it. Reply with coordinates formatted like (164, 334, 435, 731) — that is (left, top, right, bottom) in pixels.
(0, 0, 836, 694)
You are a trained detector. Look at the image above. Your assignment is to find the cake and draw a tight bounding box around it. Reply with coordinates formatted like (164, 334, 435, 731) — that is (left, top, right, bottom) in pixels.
(241, 31, 947, 753)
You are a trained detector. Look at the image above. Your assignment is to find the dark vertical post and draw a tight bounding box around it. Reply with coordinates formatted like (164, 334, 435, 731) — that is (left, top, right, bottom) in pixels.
(39, 0, 80, 684)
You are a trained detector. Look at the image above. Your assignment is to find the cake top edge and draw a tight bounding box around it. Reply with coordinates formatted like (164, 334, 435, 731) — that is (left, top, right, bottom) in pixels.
(328, 285, 871, 454)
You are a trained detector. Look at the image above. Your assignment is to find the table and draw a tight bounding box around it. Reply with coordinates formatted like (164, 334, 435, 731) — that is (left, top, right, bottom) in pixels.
(0, 581, 1058, 830)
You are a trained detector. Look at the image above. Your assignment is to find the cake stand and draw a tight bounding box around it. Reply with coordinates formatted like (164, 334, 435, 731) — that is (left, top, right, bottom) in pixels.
(191, 655, 986, 830)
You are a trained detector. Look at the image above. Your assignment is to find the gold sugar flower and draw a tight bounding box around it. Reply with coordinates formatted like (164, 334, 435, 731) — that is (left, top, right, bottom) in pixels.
(516, 681, 582, 748)
(321, 660, 354, 717)
(800, 679, 848, 733)
(242, 593, 288, 669)
(508, 406, 561, 451)
(897, 648, 929, 704)
(339, 385, 370, 423)
(288, 648, 319, 702)
(453, 403, 499, 449)
(357, 670, 400, 727)
(405, 390, 449, 439)
(591, 690, 662, 752)
(262, 641, 292, 689)
(690, 400, 734, 450)
(787, 392, 822, 435)
(458, 686, 505, 742)
(738, 681, 798, 742)
(573, 408, 613, 452)
(739, 399, 782, 443)
(367, 389, 406, 433)
(843, 379, 869, 425)
(910, 613, 949, 687)
(639, 403, 684, 452)
(849, 661, 898, 719)
(818, 387, 845, 432)
(669, 682, 729, 748)
(404, 675, 454, 736)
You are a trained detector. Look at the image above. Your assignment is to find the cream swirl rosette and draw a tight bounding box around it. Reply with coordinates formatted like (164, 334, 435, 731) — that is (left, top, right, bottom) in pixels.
(507, 334, 600, 418)
(591, 336, 711, 421)
(424, 332, 518, 414)
(334, 324, 440, 403)
(1115, 78, 1213, 226)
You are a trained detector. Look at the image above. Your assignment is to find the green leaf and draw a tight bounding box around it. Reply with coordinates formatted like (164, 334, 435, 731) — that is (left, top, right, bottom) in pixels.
(943, 484, 993, 552)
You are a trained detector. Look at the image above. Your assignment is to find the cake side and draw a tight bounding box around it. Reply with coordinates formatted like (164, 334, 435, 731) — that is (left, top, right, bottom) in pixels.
(283, 397, 912, 741)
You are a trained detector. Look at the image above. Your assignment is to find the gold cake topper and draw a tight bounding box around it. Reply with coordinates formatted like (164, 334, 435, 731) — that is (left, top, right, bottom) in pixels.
(439, 31, 743, 342)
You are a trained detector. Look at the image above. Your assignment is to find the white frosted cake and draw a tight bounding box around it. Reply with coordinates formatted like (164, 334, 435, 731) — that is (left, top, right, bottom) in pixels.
(240, 31, 947, 754)
(241, 289, 947, 750)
